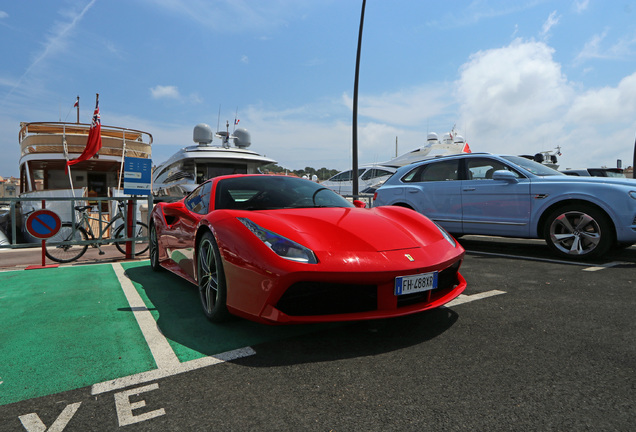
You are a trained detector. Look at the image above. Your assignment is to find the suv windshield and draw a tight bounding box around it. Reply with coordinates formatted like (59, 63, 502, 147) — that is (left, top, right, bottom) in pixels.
(501, 156, 565, 176)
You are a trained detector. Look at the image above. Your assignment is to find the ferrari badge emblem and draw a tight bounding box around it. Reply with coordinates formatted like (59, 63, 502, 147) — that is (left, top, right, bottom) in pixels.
(405, 254, 414, 262)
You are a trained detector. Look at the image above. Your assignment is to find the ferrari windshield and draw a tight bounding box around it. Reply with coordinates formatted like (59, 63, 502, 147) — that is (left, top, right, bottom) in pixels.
(215, 176, 355, 210)
(501, 156, 565, 176)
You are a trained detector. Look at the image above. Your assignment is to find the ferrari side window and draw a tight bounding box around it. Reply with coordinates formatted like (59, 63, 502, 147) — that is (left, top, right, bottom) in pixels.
(184, 186, 202, 211)
(198, 181, 213, 213)
(185, 181, 213, 214)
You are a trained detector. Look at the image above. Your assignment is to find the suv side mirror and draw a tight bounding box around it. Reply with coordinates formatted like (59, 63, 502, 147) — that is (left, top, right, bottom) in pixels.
(492, 170, 518, 183)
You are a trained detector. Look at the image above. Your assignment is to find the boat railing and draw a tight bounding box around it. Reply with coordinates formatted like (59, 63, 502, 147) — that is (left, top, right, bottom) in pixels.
(19, 122, 153, 159)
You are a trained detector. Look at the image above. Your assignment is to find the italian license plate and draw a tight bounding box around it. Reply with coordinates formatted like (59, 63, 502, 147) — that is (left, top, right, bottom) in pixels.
(395, 271, 438, 295)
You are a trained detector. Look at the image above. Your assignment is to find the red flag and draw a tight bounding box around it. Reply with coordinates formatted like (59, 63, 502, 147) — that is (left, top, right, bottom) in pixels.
(462, 143, 472, 153)
(73, 100, 79, 108)
(67, 99, 101, 172)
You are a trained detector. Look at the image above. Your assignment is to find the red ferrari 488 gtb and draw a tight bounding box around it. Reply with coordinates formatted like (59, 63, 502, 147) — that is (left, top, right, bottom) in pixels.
(149, 174, 466, 324)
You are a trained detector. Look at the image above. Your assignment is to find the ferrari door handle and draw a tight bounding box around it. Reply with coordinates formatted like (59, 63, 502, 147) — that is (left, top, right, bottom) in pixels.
(463, 188, 476, 191)
(407, 189, 418, 194)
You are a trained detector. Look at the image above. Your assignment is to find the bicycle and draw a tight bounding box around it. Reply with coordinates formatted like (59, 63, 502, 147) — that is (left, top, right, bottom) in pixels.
(45, 201, 149, 263)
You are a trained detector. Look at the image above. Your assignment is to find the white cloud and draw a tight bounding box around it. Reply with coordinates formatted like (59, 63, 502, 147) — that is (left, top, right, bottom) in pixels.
(457, 39, 571, 143)
(455, 38, 636, 169)
(146, 0, 316, 33)
(573, 0, 590, 14)
(575, 30, 607, 63)
(150, 85, 181, 99)
(0, 11, 8, 19)
(341, 84, 454, 127)
(241, 108, 408, 170)
(241, 55, 249, 64)
(144, 37, 636, 173)
(188, 92, 203, 104)
(540, 11, 560, 39)
(565, 72, 636, 124)
(3, 0, 97, 101)
(575, 30, 636, 63)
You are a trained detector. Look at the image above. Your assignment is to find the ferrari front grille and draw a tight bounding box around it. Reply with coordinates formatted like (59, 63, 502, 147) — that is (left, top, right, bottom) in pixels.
(276, 260, 462, 317)
(276, 283, 377, 316)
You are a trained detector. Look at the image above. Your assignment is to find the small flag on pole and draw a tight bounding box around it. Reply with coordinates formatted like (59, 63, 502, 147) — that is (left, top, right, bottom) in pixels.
(66, 94, 102, 172)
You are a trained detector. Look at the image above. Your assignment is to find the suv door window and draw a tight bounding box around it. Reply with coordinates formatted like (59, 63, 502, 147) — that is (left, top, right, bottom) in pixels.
(402, 160, 460, 183)
(466, 158, 521, 180)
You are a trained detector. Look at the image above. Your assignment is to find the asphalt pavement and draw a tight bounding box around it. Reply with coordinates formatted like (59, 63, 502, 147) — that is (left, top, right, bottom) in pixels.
(0, 238, 634, 431)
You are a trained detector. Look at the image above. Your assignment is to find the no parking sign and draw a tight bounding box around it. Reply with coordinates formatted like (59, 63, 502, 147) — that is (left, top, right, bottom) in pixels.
(26, 209, 62, 239)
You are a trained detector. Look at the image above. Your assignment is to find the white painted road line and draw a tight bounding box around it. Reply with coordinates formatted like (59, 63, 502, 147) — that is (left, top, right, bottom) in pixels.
(96, 266, 505, 395)
(112, 263, 180, 370)
(91, 347, 256, 395)
(582, 261, 625, 272)
(96, 263, 256, 395)
(445, 290, 507, 307)
(19, 401, 82, 431)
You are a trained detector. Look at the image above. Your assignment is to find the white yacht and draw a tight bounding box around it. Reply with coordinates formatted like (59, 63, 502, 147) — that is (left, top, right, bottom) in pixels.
(321, 164, 396, 196)
(152, 123, 276, 201)
(19, 121, 152, 196)
(381, 131, 470, 167)
(322, 130, 471, 195)
(16, 120, 153, 242)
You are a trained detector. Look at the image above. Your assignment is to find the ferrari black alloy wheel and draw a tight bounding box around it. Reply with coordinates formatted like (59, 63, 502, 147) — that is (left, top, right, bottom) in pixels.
(197, 232, 230, 322)
(149, 223, 162, 272)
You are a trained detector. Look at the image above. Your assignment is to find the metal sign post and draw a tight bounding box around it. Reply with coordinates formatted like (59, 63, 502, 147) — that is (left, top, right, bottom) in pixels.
(25, 201, 61, 269)
(123, 157, 152, 258)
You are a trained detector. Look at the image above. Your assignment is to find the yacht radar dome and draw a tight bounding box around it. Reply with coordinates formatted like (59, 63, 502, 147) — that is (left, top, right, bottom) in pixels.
(427, 132, 439, 142)
(233, 128, 251, 149)
(193, 123, 214, 146)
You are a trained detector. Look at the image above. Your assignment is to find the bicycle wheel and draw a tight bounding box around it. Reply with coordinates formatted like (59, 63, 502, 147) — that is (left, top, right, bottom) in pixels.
(114, 221, 149, 255)
(45, 223, 89, 263)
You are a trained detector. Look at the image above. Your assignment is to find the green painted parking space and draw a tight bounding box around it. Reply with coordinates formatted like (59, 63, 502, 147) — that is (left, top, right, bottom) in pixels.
(0, 265, 156, 406)
(121, 262, 337, 363)
(0, 261, 338, 407)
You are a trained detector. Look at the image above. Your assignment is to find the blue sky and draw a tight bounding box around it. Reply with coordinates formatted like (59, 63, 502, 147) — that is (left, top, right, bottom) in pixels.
(1, 0, 635, 178)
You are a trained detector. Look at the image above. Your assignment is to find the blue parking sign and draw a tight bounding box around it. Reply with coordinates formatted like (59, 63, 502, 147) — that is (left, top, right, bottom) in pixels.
(123, 157, 152, 195)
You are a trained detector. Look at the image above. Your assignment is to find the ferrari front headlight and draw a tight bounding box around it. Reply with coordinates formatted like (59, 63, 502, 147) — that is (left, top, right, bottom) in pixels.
(238, 217, 318, 264)
(433, 221, 457, 247)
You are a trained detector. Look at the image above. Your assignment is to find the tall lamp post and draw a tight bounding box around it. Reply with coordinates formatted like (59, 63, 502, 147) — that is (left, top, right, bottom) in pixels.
(352, 0, 366, 197)
(633, 134, 636, 179)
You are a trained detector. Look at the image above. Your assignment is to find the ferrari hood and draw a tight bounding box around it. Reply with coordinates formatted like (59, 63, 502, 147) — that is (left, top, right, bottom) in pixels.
(236, 207, 442, 253)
